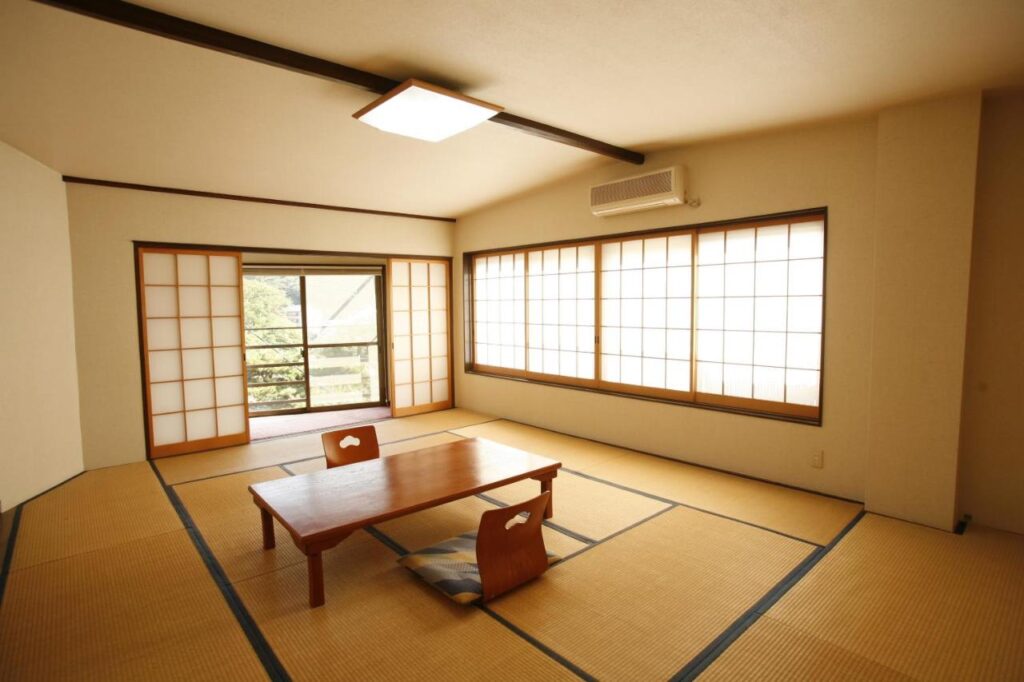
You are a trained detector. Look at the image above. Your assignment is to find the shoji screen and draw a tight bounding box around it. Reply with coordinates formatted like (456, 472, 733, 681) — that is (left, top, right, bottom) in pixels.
(138, 248, 250, 457)
(388, 258, 452, 417)
(599, 232, 694, 399)
(693, 218, 824, 419)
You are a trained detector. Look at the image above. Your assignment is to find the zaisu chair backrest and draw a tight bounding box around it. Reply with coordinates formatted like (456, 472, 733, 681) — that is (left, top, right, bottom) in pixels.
(476, 491, 551, 602)
(321, 425, 380, 468)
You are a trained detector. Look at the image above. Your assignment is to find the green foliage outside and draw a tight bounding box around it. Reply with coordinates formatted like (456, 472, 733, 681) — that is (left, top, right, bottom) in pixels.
(244, 274, 380, 412)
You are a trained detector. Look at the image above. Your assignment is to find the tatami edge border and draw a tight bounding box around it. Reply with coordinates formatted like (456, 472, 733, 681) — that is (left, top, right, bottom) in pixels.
(160, 414, 501, 487)
(474, 491, 598, 546)
(563, 467, 824, 548)
(148, 461, 291, 682)
(670, 510, 868, 681)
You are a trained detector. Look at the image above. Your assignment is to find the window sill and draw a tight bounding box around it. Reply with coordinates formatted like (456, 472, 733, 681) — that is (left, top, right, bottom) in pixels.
(463, 367, 822, 427)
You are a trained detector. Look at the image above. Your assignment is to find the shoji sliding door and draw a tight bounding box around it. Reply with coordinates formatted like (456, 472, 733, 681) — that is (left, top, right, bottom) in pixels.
(388, 258, 452, 417)
(138, 247, 250, 458)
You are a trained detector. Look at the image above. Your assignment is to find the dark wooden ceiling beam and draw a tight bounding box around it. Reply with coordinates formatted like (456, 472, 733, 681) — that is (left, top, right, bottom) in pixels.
(34, 0, 645, 165)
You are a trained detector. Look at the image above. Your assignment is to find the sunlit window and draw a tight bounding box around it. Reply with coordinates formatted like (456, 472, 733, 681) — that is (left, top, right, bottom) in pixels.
(467, 211, 825, 422)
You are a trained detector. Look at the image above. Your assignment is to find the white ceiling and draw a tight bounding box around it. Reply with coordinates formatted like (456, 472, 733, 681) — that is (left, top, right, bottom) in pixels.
(2, 0, 1023, 217)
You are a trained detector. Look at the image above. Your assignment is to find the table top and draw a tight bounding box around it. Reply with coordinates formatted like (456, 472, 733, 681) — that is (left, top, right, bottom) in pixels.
(249, 437, 560, 546)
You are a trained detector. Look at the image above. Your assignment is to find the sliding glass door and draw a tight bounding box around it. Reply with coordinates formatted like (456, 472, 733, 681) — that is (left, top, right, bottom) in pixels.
(243, 268, 385, 415)
(305, 274, 383, 408)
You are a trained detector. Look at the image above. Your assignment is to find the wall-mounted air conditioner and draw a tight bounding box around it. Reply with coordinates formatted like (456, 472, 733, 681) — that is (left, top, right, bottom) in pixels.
(590, 166, 684, 216)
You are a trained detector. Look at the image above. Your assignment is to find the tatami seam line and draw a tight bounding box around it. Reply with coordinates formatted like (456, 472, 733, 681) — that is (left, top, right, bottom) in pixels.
(352, 481, 678, 680)
(562, 467, 825, 548)
(160, 415, 498, 486)
(276, 461, 592, 680)
(148, 461, 291, 682)
(474, 491, 599, 546)
(670, 510, 868, 681)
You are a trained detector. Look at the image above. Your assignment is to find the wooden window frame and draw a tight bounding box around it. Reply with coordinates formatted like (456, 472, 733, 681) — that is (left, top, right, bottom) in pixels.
(464, 208, 826, 425)
(241, 266, 389, 416)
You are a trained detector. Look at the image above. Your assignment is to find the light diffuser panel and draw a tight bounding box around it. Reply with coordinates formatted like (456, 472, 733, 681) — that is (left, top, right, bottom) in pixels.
(353, 79, 503, 142)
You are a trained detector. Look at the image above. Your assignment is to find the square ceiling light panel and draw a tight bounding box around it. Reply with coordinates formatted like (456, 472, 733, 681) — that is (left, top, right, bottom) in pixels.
(353, 79, 503, 142)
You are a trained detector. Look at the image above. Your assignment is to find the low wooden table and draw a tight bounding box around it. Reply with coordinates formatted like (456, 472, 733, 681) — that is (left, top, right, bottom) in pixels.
(249, 437, 561, 607)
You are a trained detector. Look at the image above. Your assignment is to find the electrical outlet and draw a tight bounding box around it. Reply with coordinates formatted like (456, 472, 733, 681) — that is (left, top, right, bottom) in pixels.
(811, 450, 824, 469)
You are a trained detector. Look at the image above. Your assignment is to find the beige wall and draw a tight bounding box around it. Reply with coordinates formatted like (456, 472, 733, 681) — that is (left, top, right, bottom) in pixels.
(66, 185, 453, 469)
(455, 116, 879, 503)
(454, 94, 985, 527)
(957, 91, 1024, 535)
(865, 94, 982, 531)
(0, 141, 83, 509)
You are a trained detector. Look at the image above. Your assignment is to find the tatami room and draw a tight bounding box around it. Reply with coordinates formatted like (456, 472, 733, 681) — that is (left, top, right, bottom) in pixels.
(2, 1, 1023, 680)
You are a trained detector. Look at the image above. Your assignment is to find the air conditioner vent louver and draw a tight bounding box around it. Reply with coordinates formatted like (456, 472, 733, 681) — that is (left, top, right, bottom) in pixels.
(590, 167, 684, 216)
(591, 171, 672, 205)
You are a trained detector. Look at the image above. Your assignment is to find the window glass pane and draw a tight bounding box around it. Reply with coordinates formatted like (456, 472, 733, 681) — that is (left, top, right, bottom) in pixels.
(473, 255, 525, 370)
(695, 219, 825, 411)
(725, 228, 756, 263)
(520, 247, 595, 379)
(788, 258, 823, 296)
(789, 221, 825, 259)
(470, 215, 823, 419)
(601, 243, 620, 270)
(305, 274, 382, 342)
(668, 234, 691, 266)
(698, 232, 724, 265)
(600, 232, 692, 392)
(309, 345, 381, 407)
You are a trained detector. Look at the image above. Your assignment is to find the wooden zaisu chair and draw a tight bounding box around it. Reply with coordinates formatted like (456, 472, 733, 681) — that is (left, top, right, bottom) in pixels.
(399, 491, 558, 604)
(320, 425, 380, 468)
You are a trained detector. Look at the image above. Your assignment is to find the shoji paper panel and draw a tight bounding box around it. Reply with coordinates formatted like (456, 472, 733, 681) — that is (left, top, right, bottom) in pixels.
(388, 258, 452, 417)
(695, 219, 824, 413)
(600, 233, 692, 396)
(139, 248, 249, 457)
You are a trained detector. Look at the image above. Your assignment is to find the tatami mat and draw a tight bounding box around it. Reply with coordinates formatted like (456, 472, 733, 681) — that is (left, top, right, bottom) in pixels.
(233, 528, 578, 681)
(454, 420, 861, 545)
(484, 469, 670, 541)
(489, 506, 814, 680)
(156, 431, 324, 485)
(745, 514, 1024, 681)
(283, 432, 466, 476)
(699, 616, 913, 681)
(0, 530, 266, 681)
(372, 408, 494, 444)
(375, 495, 588, 560)
(12, 463, 182, 570)
(174, 467, 307, 583)
(156, 408, 494, 485)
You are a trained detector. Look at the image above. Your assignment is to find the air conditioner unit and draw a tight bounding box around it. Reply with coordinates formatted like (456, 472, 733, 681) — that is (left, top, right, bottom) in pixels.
(590, 166, 684, 216)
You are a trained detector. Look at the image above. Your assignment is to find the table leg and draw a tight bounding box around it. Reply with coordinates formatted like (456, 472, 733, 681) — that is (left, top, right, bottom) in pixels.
(540, 478, 553, 519)
(308, 553, 324, 608)
(260, 508, 275, 549)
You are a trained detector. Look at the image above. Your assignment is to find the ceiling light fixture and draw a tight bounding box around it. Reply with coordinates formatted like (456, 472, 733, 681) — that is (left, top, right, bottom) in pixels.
(352, 79, 503, 142)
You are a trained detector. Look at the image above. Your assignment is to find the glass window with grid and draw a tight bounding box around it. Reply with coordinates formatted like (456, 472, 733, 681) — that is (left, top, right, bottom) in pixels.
(467, 212, 824, 422)
(694, 218, 824, 411)
(600, 233, 692, 393)
(472, 253, 525, 370)
(526, 245, 596, 379)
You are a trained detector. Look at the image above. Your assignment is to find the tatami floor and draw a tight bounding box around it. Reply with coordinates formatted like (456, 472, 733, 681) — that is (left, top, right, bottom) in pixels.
(1, 408, 1022, 680)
